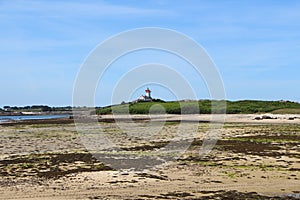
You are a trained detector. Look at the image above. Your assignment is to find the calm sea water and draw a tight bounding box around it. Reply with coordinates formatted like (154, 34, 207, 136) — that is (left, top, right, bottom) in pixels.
(0, 114, 69, 122)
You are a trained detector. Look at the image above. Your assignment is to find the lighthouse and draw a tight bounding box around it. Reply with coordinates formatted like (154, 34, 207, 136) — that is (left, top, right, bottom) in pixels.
(136, 87, 153, 102)
(145, 88, 151, 98)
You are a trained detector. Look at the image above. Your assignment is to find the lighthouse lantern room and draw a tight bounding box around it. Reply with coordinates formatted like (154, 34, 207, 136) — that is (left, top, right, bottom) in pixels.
(145, 88, 151, 98)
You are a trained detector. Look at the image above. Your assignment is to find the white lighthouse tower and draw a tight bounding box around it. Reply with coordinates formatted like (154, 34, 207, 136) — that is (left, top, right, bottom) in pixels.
(145, 88, 151, 98)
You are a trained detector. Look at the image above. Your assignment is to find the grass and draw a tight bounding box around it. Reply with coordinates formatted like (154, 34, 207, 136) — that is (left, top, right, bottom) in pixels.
(164, 121, 180, 126)
(271, 108, 300, 114)
(96, 100, 300, 115)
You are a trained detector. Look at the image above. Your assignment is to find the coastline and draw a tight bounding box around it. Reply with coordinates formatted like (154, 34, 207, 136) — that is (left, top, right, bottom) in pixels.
(0, 111, 72, 116)
(98, 113, 300, 124)
(1, 113, 299, 125)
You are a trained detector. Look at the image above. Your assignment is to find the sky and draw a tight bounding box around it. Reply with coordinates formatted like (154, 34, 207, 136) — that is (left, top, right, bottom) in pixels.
(0, 0, 300, 107)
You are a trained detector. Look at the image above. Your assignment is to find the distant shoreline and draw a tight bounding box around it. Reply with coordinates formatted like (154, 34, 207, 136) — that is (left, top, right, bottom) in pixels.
(0, 111, 72, 116)
(1, 113, 299, 126)
(0, 117, 73, 126)
(98, 114, 300, 124)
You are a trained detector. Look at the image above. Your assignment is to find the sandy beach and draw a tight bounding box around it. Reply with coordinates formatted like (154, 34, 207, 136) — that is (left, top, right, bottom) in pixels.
(0, 114, 299, 199)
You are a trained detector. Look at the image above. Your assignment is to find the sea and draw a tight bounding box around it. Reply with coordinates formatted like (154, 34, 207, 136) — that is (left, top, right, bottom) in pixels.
(0, 114, 69, 123)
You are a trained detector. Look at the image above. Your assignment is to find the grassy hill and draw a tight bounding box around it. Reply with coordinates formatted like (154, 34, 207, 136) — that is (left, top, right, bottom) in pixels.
(96, 100, 300, 115)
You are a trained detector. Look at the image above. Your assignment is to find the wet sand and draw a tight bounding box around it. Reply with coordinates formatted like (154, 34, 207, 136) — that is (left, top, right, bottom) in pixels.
(0, 114, 299, 199)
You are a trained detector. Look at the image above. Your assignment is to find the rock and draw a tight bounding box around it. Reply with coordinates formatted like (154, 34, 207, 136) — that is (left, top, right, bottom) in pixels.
(262, 115, 272, 119)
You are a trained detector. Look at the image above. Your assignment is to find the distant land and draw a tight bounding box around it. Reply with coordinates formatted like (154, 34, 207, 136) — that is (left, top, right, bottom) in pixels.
(1, 100, 300, 116)
(97, 100, 300, 115)
(0, 105, 73, 116)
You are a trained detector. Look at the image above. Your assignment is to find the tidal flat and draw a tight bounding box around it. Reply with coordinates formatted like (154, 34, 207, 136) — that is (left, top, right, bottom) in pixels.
(0, 116, 299, 199)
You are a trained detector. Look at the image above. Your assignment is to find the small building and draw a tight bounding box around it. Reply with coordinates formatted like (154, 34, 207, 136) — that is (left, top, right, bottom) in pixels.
(3, 106, 11, 112)
(136, 88, 153, 102)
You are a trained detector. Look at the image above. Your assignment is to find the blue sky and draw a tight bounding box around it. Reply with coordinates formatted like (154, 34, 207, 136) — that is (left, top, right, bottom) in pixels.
(0, 0, 299, 106)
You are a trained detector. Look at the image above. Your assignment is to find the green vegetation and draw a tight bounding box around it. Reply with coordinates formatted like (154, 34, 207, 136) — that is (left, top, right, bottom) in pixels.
(1, 105, 73, 112)
(223, 171, 236, 178)
(96, 100, 300, 115)
(271, 108, 300, 114)
(225, 100, 300, 114)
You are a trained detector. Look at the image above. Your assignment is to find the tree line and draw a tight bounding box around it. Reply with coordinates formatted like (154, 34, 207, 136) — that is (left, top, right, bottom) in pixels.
(2, 105, 72, 112)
